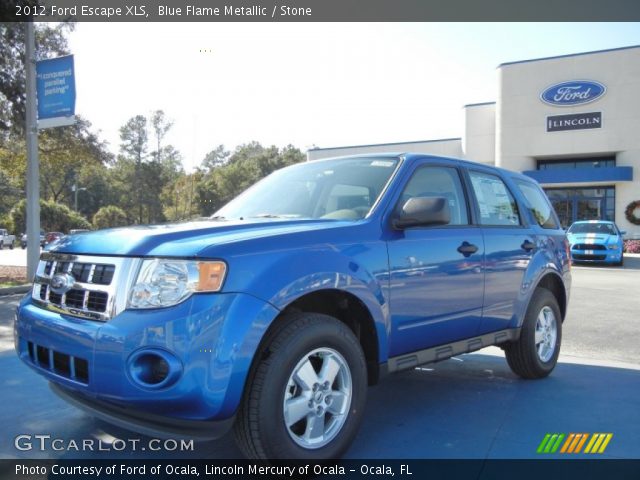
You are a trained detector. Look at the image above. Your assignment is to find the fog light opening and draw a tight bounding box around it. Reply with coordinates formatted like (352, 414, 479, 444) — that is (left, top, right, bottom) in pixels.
(128, 350, 181, 389)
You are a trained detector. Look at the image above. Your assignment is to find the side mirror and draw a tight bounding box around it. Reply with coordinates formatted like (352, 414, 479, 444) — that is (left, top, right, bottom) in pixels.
(620, 230, 627, 236)
(392, 196, 451, 229)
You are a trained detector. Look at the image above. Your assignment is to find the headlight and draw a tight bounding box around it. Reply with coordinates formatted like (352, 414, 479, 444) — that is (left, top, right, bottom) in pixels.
(128, 259, 226, 309)
(608, 244, 619, 250)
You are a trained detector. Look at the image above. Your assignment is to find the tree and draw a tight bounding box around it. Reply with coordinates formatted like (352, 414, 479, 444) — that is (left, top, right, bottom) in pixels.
(119, 115, 148, 164)
(0, 22, 74, 137)
(115, 112, 182, 224)
(162, 172, 201, 222)
(200, 145, 230, 173)
(119, 115, 148, 223)
(196, 142, 305, 215)
(9, 199, 90, 234)
(93, 205, 128, 229)
(0, 116, 112, 220)
(150, 110, 173, 162)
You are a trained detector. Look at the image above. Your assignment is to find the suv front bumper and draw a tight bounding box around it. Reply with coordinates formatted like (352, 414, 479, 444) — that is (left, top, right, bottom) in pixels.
(15, 291, 280, 425)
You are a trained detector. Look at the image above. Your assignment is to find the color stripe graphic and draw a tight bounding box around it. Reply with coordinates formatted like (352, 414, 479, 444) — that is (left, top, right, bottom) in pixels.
(537, 433, 612, 454)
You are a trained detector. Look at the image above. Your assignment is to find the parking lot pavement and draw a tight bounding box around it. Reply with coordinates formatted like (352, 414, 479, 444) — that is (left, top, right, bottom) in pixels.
(1, 261, 639, 460)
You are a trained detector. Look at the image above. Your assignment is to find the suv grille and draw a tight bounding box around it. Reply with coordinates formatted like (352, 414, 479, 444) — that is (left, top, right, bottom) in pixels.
(32, 253, 138, 322)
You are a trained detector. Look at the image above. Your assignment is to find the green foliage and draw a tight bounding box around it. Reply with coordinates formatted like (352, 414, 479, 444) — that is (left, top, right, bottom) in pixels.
(0, 116, 112, 223)
(162, 172, 201, 222)
(0, 22, 74, 136)
(196, 142, 306, 215)
(93, 205, 129, 230)
(113, 111, 182, 224)
(9, 199, 90, 234)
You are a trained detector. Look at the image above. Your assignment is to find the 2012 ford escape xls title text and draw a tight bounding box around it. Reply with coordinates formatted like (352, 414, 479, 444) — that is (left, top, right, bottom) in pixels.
(15, 154, 571, 460)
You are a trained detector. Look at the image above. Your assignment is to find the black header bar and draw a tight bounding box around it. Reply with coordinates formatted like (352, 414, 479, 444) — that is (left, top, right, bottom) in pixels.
(3, 0, 640, 22)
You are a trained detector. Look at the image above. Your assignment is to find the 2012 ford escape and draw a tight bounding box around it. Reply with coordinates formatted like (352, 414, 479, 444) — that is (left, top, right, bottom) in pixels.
(15, 154, 571, 460)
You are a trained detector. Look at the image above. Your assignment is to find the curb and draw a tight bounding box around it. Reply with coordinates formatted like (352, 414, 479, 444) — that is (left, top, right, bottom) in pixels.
(0, 285, 30, 296)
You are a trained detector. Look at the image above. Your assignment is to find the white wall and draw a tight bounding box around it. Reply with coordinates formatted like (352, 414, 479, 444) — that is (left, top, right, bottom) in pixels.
(462, 103, 496, 164)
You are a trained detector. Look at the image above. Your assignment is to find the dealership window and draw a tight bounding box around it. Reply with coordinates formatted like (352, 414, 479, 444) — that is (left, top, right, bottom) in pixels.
(537, 156, 615, 170)
(544, 186, 615, 228)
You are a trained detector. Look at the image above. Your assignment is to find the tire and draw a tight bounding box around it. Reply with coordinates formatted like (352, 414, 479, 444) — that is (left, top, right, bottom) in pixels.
(617, 253, 624, 267)
(9, 243, 13, 250)
(234, 312, 367, 460)
(505, 288, 562, 379)
(21, 243, 26, 249)
(0, 241, 3, 249)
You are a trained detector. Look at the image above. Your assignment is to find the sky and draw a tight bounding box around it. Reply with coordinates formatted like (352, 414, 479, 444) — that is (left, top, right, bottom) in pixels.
(66, 22, 640, 171)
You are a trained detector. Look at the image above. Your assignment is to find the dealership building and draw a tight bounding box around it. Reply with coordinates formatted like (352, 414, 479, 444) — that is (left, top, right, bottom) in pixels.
(308, 45, 640, 237)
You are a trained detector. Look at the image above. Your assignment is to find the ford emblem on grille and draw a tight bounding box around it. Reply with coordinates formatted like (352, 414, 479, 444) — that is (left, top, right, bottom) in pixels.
(50, 273, 75, 295)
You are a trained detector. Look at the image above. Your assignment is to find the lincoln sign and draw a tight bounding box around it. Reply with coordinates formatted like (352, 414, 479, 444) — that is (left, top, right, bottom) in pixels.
(547, 112, 602, 132)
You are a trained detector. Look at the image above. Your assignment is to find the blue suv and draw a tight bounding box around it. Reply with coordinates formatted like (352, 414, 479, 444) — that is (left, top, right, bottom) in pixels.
(15, 154, 571, 460)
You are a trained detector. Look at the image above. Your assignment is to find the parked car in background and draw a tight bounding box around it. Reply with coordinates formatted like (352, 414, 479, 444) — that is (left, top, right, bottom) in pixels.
(45, 232, 64, 245)
(20, 231, 46, 249)
(0, 229, 16, 249)
(567, 220, 625, 266)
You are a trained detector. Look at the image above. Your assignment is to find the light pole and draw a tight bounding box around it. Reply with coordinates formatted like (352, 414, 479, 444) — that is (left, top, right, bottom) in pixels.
(72, 184, 87, 212)
(25, 22, 40, 280)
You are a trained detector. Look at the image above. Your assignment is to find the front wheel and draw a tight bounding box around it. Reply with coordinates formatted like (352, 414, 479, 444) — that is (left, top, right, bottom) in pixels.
(505, 288, 562, 379)
(234, 312, 367, 460)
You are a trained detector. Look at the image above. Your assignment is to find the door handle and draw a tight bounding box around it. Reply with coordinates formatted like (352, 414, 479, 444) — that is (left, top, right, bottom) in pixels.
(457, 241, 478, 257)
(521, 240, 536, 252)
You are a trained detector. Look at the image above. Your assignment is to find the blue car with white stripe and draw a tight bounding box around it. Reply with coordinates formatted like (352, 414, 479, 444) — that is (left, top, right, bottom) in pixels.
(567, 220, 625, 266)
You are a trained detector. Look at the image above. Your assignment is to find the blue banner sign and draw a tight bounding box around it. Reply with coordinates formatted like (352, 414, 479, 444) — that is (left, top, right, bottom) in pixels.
(36, 55, 76, 120)
(540, 80, 606, 106)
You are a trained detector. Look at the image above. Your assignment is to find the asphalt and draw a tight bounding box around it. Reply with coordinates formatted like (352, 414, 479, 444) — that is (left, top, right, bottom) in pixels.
(0, 261, 639, 460)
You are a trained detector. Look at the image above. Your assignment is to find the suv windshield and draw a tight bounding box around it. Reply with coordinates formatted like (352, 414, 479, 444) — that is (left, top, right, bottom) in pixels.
(214, 157, 400, 221)
(568, 222, 616, 235)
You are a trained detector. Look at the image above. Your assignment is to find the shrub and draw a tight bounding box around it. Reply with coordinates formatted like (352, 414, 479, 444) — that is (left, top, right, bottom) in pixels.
(93, 205, 129, 230)
(623, 239, 640, 254)
(9, 199, 91, 234)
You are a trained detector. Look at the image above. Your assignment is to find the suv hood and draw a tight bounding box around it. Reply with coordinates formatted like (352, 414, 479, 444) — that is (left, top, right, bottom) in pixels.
(48, 219, 352, 258)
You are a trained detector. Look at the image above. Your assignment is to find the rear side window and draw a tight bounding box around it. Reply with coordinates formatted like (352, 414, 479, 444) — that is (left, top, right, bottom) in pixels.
(469, 171, 520, 226)
(515, 180, 559, 229)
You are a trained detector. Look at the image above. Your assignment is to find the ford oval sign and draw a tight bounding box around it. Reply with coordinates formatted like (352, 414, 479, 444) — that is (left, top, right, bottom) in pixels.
(541, 80, 606, 106)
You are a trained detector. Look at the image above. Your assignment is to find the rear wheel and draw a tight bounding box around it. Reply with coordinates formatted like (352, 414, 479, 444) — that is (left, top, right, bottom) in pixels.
(505, 288, 562, 379)
(0, 241, 3, 249)
(234, 312, 367, 460)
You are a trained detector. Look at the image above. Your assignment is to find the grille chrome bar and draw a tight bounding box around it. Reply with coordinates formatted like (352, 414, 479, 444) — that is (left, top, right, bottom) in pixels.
(32, 252, 141, 322)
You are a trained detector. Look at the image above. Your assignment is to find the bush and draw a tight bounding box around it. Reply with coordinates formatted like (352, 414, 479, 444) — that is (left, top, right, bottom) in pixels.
(93, 205, 129, 229)
(9, 199, 91, 234)
(623, 239, 640, 254)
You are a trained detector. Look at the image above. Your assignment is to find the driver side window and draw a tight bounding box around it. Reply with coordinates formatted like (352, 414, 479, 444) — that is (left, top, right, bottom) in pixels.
(398, 166, 469, 225)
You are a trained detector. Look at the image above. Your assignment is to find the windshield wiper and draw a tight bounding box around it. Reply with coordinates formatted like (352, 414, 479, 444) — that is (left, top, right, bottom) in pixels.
(209, 215, 227, 221)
